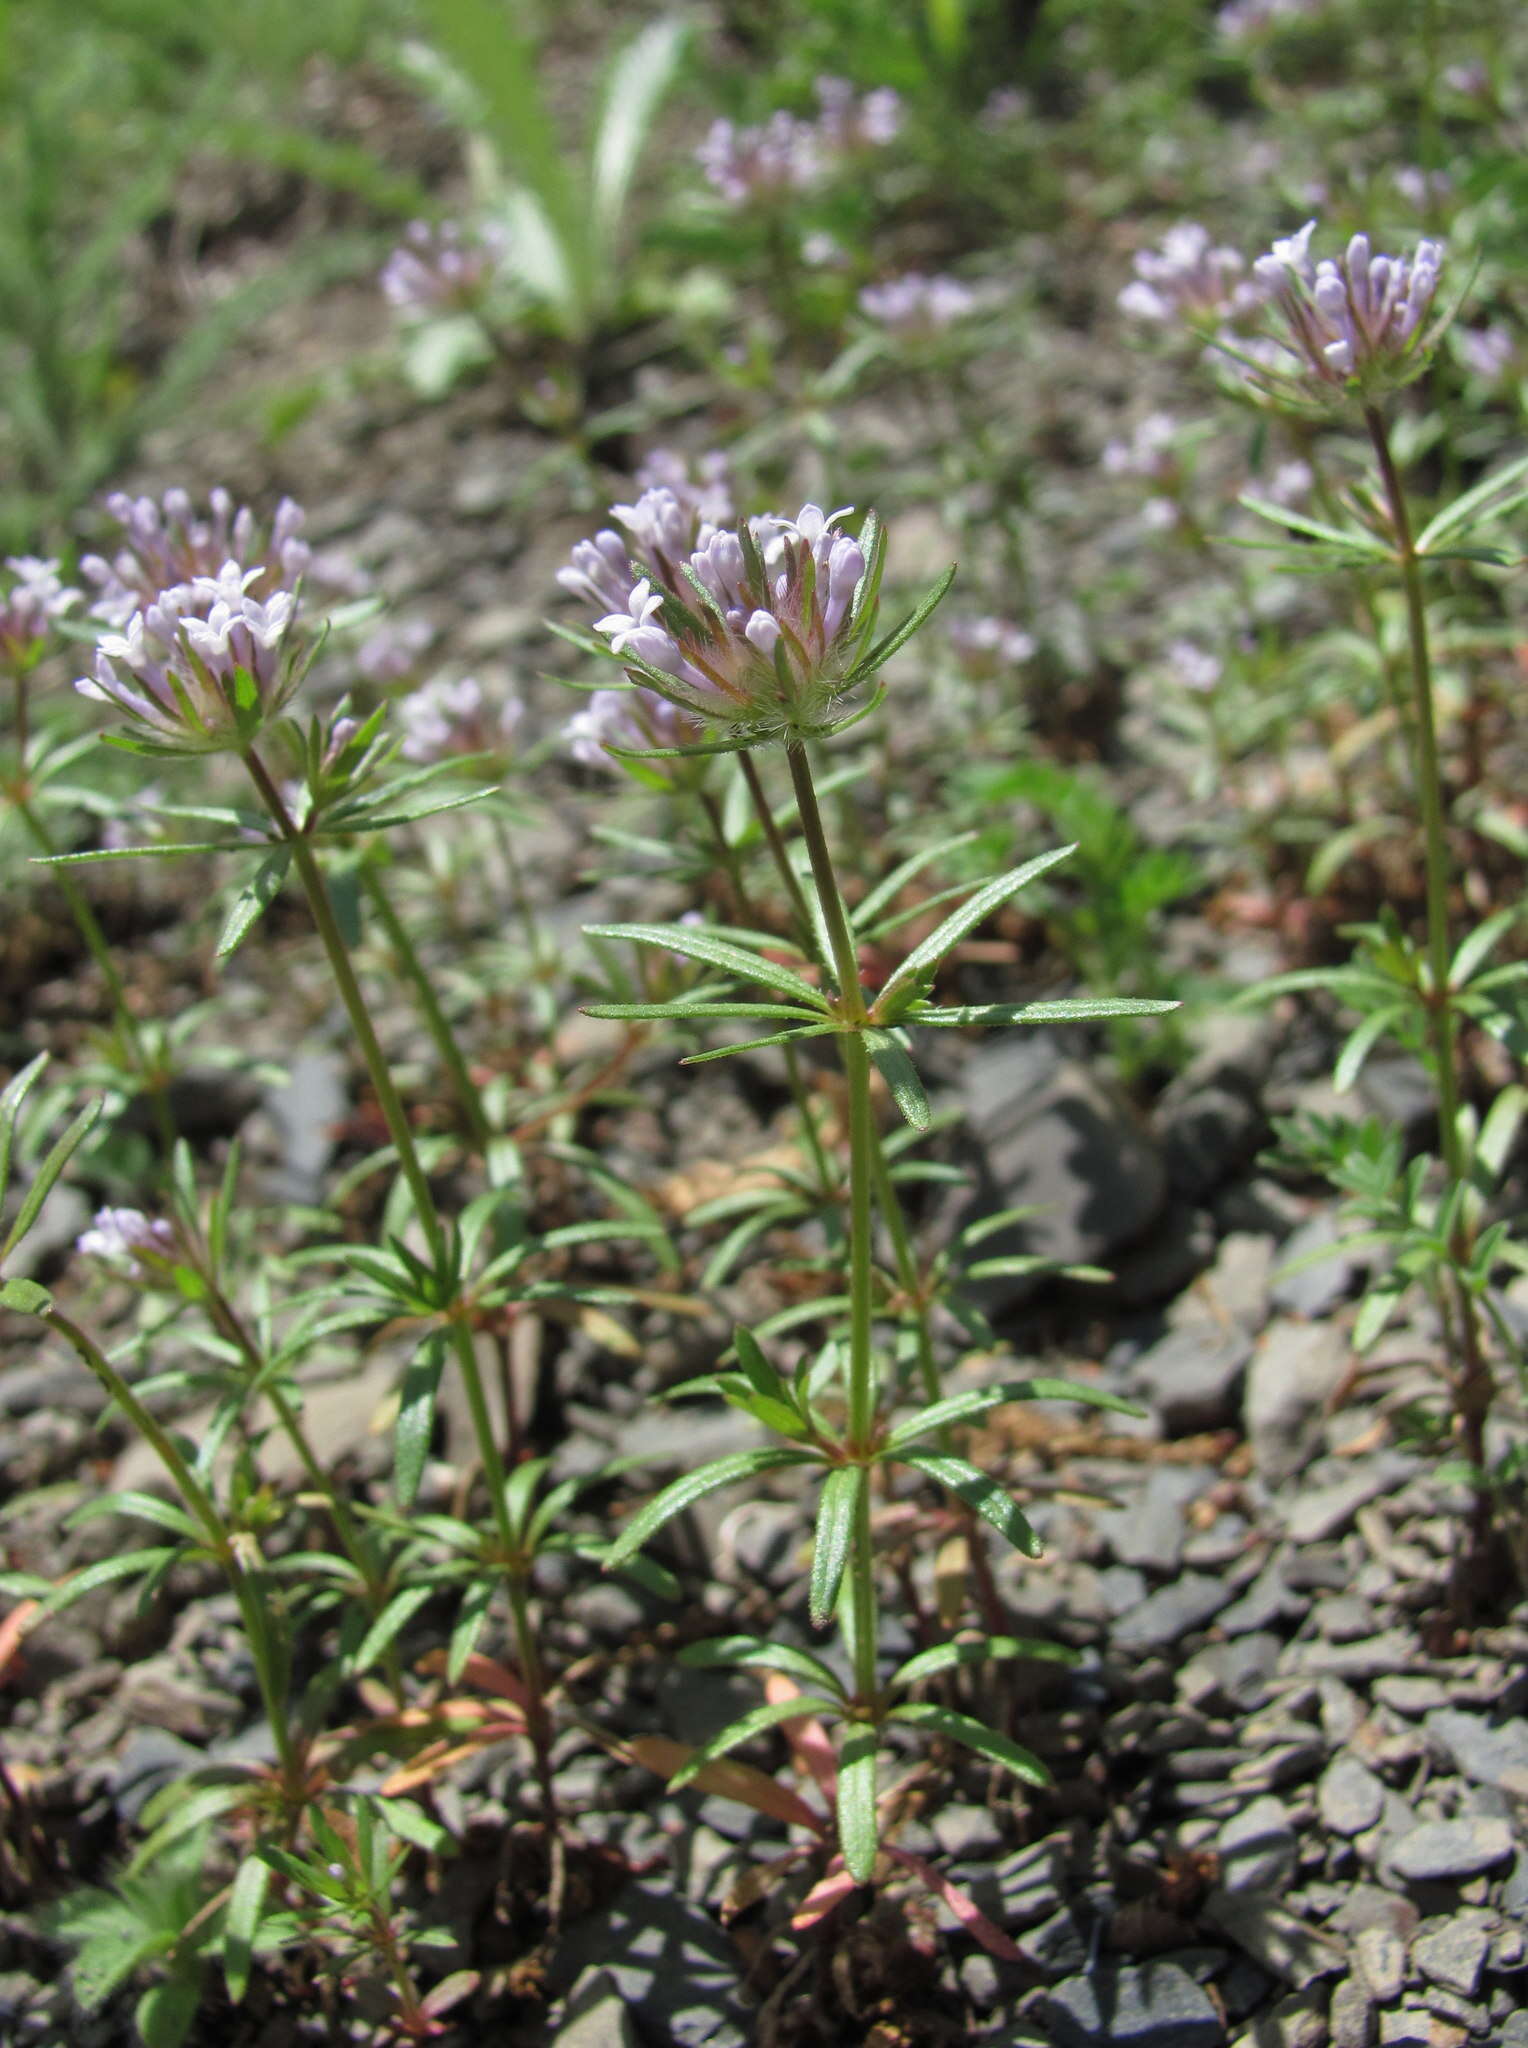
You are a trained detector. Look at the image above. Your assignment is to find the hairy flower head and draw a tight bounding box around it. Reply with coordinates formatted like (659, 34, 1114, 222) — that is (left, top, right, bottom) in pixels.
(1242, 221, 1444, 395)
(76, 1207, 178, 1277)
(0, 556, 80, 669)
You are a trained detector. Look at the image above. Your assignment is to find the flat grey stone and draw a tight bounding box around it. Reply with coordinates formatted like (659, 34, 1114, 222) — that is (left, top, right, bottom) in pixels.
(1219, 1563, 1304, 1638)
(1372, 1675, 1449, 1717)
(1218, 1795, 1297, 1893)
(1112, 1572, 1233, 1652)
(1377, 2013, 1435, 2047)
(1425, 1708, 1528, 1796)
(1412, 1915, 1492, 1997)
(1283, 1460, 1413, 1545)
(547, 1881, 748, 2046)
(932, 1802, 1005, 1862)
(1203, 1890, 1346, 1987)
(1386, 1819, 1514, 1883)
(1097, 1464, 1214, 1571)
(553, 1972, 641, 2048)
(1329, 1976, 1376, 2048)
(1241, 1989, 1327, 2048)
(959, 1035, 1169, 1303)
(1041, 1962, 1226, 2046)
(1269, 1211, 1360, 1318)
(1316, 1596, 1379, 1643)
(1245, 1320, 1351, 1485)
(1130, 1324, 1254, 1436)
(1015, 1905, 1088, 1978)
(950, 1835, 1068, 1932)
(1159, 1080, 1264, 1201)
(1497, 2013, 1528, 2047)
(1353, 1925, 1407, 2004)
(1319, 1756, 1386, 1838)
(1178, 1633, 1282, 1712)
(260, 1050, 347, 1204)
(1281, 1629, 1419, 1681)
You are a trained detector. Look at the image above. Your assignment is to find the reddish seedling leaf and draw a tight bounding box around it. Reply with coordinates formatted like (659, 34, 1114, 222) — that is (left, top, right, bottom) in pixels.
(418, 1648, 534, 1713)
(763, 1673, 838, 1804)
(0, 1600, 39, 1687)
(791, 1859, 860, 1931)
(623, 1734, 826, 1835)
(886, 1846, 1023, 1962)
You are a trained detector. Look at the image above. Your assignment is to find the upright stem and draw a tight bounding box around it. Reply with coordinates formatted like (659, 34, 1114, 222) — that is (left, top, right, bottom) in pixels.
(360, 856, 491, 1154)
(239, 747, 555, 1801)
(785, 744, 880, 1705)
(14, 795, 175, 1156)
(1364, 407, 1493, 1548)
(1363, 407, 1461, 1173)
(43, 1306, 305, 1802)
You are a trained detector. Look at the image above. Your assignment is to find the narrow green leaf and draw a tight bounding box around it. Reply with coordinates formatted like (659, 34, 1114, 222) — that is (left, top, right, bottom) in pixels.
(846, 564, 957, 681)
(67, 1492, 201, 1541)
(589, 17, 687, 259)
(899, 1451, 1043, 1558)
(810, 1466, 863, 1626)
(679, 1635, 846, 1696)
(668, 1695, 844, 1790)
(912, 997, 1179, 1027)
(394, 1333, 447, 1509)
(888, 1701, 1051, 1786)
(583, 1001, 827, 1023)
(1333, 1006, 1406, 1093)
(0, 1277, 52, 1315)
(223, 1855, 272, 2005)
(604, 1448, 816, 1568)
(851, 831, 981, 931)
(884, 1376, 1142, 1452)
(351, 1584, 436, 1676)
(866, 1031, 930, 1130)
(584, 923, 828, 1008)
(375, 1795, 452, 1853)
(217, 848, 291, 961)
(1, 1097, 103, 1263)
(837, 1724, 879, 1883)
(1237, 494, 1393, 556)
(0, 1052, 49, 1201)
(877, 848, 1076, 1013)
(889, 1633, 1079, 1692)
(36, 1546, 180, 1619)
(678, 1026, 834, 1063)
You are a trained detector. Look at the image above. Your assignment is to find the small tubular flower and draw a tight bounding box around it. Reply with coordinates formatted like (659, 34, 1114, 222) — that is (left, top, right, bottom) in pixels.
(76, 1206, 178, 1276)
(563, 499, 886, 746)
(564, 686, 705, 767)
(0, 555, 80, 669)
(859, 272, 978, 339)
(696, 112, 821, 206)
(1247, 222, 1444, 394)
(396, 673, 524, 763)
(380, 218, 504, 316)
(75, 561, 305, 752)
(1119, 223, 1259, 328)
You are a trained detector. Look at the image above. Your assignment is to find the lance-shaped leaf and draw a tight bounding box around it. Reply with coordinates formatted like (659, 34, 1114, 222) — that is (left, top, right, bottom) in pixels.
(844, 565, 956, 682)
(1, 1096, 103, 1265)
(604, 1447, 817, 1568)
(395, 1331, 448, 1508)
(889, 1632, 1079, 1692)
(0, 1052, 48, 1201)
(584, 922, 828, 1008)
(837, 1723, 880, 1884)
(877, 847, 1076, 1015)
(810, 1465, 863, 1626)
(223, 1855, 273, 2006)
(912, 996, 1180, 1027)
(217, 847, 291, 961)
(667, 1694, 844, 1791)
(679, 1635, 848, 1697)
(583, 1000, 827, 1023)
(888, 1701, 1050, 1787)
(884, 1375, 1142, 1453)
(851, 831, 982, 934)
(866, 1029, 930, 1130)
(898, 1450, 1043, 1558)
(1236, 494, 1394, 559)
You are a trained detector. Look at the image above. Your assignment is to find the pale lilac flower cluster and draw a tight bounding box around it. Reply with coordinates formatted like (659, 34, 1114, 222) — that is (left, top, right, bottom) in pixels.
(812, 77, 902, 150)
(1102, 413, 1181, 483)
(0, 556, 81, 667)
(565, 687, 704, 768)
(356, 614, 436, 686)
(696, 80, 900, 207)
(77, 1206, 177, 1275)
(1217, 0, 1324, 38)
(632, 449, 735, 530)
(380, 219, 503, 316)
(696, 112, 822, 206)
(1119, 223, 1261, 327)
(859, 272, 977, 338)
(947, 617, 1035, 681)
(76, 560, 300, 748)
(1249, 221, 1444, 389)
(396, 674, 524, 763)
(1167, 641, 1224, 694)
(564, 500, 872, 742)
(81, 488, 315, 629)
(1393, 165, 1453, 212)
(1458, 325, 1516, 383)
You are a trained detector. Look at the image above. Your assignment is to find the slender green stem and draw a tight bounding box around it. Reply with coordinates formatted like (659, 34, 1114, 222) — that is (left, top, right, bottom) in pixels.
(13, 795, 176, 1156)
(1362, 408, 1460, 1174)
(1364, 406, 1493, 1546)
(241, 747, 555, 1795)
(44, 1305, 305, 1798)
(360, 855, 491, 1153)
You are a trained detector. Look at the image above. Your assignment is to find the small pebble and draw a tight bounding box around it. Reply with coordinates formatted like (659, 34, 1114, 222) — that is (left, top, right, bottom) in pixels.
(1385, 1818, 1514, 1883)
(1318, 1755, 1386, 1838)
